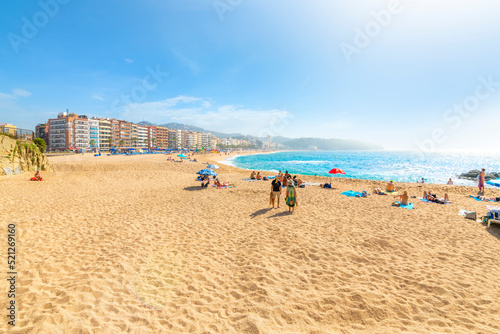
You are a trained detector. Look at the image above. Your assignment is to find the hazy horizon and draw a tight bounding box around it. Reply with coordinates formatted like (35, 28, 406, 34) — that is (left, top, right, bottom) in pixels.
(1, 0, 500, 152)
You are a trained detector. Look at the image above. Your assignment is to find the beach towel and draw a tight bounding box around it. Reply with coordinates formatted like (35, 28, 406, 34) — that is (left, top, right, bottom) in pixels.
(469, 195, 482, 201)
(242, 178, 261, 182)
(420, 198, 450, 204)
(486, 206, 500, 211)
(286, 186, 296, 207)
(341, 190, 362, 198)
(458, 209, 472, 216)
(383, 191, 398, 195)
(393, 201, 414, 210)
(304, 182, 321, 186)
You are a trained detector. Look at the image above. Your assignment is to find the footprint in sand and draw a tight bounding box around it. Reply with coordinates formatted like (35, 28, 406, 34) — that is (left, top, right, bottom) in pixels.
(129, 247, 185, 310)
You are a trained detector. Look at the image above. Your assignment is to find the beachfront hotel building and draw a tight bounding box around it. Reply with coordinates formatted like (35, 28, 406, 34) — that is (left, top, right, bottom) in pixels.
(155, 126, 169, 149)
(47, 112, 88, 151)
(44, 113, 219, 151)
(88, 119, 99, 151)
(97, 118, 111, 151)
(137, 125, 148, 149)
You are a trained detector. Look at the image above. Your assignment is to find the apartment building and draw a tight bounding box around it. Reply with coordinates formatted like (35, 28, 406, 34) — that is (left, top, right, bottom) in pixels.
(131, 123, 138, 148)
(137, 125, 148, 149)
(88, 118, 99, 151)
(155, 126, 169, 149)
(98, 118, 111, 151)
(35, 123, 48, 147)
(148, 127, 156, 149)
(48, 112, 89, 151)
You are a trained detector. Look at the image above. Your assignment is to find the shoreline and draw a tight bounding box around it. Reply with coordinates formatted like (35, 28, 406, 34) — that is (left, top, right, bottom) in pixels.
(217, 150, 499, 190)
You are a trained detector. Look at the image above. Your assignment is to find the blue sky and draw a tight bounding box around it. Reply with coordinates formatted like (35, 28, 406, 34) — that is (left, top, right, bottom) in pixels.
(1, 0, 500, 151)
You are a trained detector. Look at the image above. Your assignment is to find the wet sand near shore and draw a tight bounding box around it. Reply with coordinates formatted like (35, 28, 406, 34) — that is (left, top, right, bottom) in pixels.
(1, 152, 500, 333)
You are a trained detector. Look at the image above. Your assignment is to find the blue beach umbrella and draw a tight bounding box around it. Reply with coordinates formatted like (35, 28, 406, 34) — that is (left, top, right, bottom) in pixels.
(177, 153, 187, 158)
(207, 164, 219, 169)
(197, 169, 217, 176)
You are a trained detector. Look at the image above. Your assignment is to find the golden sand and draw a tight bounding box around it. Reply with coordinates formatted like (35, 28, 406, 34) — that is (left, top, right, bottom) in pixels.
(1, 152, 500, 333)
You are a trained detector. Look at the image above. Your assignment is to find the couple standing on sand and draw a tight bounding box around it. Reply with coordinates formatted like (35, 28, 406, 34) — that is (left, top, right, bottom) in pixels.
(270, 177, 297, 213)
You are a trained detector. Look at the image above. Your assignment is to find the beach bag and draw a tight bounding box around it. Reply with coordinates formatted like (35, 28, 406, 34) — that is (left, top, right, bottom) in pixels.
(269, 191, 273, 206)
(465, 212, 477, 220)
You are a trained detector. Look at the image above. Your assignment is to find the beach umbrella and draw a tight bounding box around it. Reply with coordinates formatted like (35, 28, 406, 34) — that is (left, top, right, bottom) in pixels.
(487, 178, 500, 187)
(197, 169, 217, 176)
(329, 168, 346, 175)
(207, 164, 219, 169)
(177, 153, 187, 158)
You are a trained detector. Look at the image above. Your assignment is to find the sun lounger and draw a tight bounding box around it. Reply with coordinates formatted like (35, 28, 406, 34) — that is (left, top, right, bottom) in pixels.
(486, 209, 500, 228)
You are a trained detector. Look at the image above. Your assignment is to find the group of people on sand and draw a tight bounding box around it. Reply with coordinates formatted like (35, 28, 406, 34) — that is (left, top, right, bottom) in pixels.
(270, 171, 297, 213)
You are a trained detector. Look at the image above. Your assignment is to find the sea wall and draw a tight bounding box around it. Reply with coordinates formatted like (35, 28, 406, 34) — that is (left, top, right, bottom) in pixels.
(0, 135, 54, 176)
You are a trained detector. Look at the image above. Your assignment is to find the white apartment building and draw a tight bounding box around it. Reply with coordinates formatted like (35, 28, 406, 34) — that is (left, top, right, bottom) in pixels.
(137, 125, 148, 149)
(88, 118, 99, 151)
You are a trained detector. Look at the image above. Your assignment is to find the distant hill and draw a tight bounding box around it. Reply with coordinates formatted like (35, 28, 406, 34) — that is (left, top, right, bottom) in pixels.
(136, 121, 383, 150)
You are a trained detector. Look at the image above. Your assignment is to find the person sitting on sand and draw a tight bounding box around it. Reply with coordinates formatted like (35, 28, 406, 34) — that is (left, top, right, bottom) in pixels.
(201, 179, 210, 188)
(34, 170, 43, 181)
(256, 172, 262, 180)
(320, 183, 332, 189)
(447, 178, 453, 185)
(393, 190, 409, 206)
(386, 180, 395, 192)
(250, 171, 256, 179)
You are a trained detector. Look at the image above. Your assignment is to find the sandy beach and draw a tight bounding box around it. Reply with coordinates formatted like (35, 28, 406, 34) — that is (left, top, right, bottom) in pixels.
(1, 152, 500, 333)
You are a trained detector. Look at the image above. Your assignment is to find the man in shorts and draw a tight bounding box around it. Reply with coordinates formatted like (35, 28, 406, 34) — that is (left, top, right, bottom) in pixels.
(271, 177, 282, 208)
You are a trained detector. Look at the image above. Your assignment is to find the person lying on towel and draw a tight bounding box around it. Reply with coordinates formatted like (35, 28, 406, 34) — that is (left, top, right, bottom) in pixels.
(423, 191, 450, 204)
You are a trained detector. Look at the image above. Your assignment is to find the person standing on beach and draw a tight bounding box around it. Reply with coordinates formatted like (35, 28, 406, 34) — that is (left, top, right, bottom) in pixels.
(270, 177, 282, 208)
(479, 168, 486, 194)
(285, 180, 297, 213)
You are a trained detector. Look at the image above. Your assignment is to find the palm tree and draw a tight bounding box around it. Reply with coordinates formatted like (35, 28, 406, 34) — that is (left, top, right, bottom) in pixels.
(119, 139, 124, 150)
(131, 137, 137, 148)
(107, 137, 113, 149)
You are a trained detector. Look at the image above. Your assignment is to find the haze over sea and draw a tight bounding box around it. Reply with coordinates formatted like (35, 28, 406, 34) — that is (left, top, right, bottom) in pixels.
(226, 151, 500, 187)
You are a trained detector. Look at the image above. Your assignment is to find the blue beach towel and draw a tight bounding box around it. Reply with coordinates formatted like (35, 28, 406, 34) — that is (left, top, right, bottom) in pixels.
(393, 201, 414, 210)
(469, 196, 482, 201)
(341, 190, 363, 198)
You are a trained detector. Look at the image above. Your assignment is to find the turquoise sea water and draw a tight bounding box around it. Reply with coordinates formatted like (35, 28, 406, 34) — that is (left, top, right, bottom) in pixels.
(225, 151, 500, 187)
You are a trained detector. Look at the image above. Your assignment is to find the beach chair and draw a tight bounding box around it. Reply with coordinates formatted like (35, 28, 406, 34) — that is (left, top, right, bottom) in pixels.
(486, 210, 500, 228)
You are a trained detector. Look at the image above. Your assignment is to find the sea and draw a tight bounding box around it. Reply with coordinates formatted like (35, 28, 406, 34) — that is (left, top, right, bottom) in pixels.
(224, 151, 500, 187)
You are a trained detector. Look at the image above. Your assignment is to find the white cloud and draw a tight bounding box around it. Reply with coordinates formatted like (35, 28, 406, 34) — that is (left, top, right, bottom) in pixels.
(125, 58, 134, 63)
(92, 94, 105, 101)
(0, 92, 14, 100)
(10, 89, 31, 97)
(121, 95, 293, 136)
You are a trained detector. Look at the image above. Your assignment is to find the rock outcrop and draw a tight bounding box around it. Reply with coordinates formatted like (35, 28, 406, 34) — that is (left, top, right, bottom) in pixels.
(0, 135, 54, 176)
(458, 170, 500, 181)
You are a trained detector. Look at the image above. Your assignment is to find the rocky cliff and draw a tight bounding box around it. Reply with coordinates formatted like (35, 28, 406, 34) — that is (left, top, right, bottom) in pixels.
(0, 135, 54, 176)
